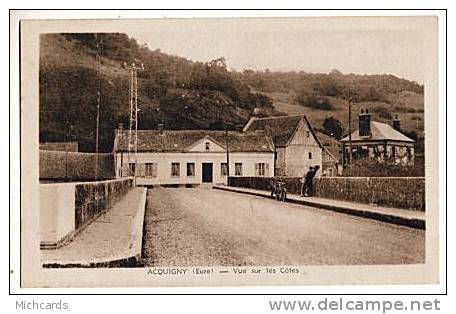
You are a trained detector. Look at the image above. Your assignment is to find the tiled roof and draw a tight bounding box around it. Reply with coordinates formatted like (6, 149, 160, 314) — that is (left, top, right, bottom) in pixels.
(114, 130, 274, 153)
(243, 115, 304, 146)
(340, 121, 415, 143)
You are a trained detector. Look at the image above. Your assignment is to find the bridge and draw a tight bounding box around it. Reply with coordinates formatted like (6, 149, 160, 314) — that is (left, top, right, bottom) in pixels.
(142, 187, 424, 266)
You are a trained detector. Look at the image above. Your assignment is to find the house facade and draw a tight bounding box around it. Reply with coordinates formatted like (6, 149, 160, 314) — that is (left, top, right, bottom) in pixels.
(113, 128, 274, 186)
(243, 115, 340, 177)
(340, 109, 415, 166)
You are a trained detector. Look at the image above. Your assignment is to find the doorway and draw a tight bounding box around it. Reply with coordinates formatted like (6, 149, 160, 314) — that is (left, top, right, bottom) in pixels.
(202, 163, 213, 183)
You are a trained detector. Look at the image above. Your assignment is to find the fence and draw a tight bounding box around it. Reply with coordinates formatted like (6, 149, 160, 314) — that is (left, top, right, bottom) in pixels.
(228, 176, 425, 211)
(40, 150, 115, 182)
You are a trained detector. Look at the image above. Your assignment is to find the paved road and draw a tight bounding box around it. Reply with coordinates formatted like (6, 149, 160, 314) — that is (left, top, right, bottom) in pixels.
(142, 188, 425, 267)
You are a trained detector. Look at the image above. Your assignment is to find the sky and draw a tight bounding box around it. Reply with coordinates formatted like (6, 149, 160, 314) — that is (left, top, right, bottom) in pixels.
(127, 17, 432, 84)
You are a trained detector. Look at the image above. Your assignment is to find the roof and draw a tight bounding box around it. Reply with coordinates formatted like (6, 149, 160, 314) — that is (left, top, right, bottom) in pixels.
(315, 131, 342, 162)
(243, 115, 305, 146)
(114, 130, 274, 153)
(340, 121, 415, 143)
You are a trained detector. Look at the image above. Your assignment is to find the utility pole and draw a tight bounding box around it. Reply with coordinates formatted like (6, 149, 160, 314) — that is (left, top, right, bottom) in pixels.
(348, 95, 353, 165)
(225, 128, 230, 184)
(95, 34, 102, 181)
(95, 91, 100, 179)
(123, 60, 144, 186)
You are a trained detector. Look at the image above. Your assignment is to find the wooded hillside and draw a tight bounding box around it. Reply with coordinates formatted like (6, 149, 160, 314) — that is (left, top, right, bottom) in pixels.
(40, 33, 424, 152)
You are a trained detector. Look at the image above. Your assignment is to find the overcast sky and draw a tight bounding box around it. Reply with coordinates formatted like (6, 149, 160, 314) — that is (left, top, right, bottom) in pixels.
(128, 17, 430, 84)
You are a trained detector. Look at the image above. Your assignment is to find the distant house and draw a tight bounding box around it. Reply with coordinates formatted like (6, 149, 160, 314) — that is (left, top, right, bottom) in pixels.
(112, 126, 274, 186)
(314, 131, 343, 176)
(243, 115, 340, 177)
(340, 109, 415, 165)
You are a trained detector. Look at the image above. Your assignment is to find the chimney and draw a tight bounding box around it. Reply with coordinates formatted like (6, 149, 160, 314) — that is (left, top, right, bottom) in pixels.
(158, 123, 165, 135)
(359, 108, 371, 137)
(393, 115, 401, 132)
(116, 123, 124, 136)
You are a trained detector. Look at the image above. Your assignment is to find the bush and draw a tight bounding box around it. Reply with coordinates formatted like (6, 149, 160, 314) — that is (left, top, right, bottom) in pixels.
(295, 94, 334, 110)
(342, 158, 424, 177)
(40, 150, 116, 181)
(228, 176, 425, 210)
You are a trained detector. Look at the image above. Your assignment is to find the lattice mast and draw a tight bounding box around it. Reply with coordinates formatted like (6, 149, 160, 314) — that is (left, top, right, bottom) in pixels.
(123, 61, 144, 184)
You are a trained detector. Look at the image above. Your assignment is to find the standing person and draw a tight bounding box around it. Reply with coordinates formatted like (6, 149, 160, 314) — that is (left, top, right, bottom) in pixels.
(307, 165, 320, 196)
(300, 166, 313, 197)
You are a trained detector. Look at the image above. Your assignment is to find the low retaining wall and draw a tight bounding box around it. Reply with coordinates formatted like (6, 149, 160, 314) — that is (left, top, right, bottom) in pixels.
(40, 184, 76, 247)
(75, 178, 133, 229)
(40, 150, 115, 182)
(228, 176, 425, 211)
(40, 178, 133, 248)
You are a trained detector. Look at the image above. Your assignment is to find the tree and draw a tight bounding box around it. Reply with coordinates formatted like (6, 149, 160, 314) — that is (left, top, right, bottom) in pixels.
(322, 117, 344, 139)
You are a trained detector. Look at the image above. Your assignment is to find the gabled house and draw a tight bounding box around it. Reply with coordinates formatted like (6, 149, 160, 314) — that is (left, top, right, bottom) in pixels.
(243, 115, 340, 177)
(113, 126, 275, 186)
(340, 109, 415, 165)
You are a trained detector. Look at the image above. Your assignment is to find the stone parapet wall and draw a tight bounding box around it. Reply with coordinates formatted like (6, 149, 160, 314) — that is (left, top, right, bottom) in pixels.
(228, 176, 425, 211)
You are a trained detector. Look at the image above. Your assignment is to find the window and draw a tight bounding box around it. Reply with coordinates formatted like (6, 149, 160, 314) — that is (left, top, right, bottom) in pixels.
(235, 163, 243, 176)
(136, 163, 145, 177)
(306, 131, 310, 137)
(171, 162, 180, 177)
(187, 163, 195, 176)
(221, 163, 228, 176)
(255, 163, 269, 176)
(205, 142, 210, 151)
(128, 163, 136, 176)
(274, 151, 278, 160)
(308, 152, 312, 159)
(145, 163, 157, 177)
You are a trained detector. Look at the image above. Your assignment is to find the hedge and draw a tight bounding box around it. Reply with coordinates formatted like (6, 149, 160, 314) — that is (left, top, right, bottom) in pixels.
(40, 150, 115, 181)
(342, 158, 425, 177)
(228, 176, 425, 211)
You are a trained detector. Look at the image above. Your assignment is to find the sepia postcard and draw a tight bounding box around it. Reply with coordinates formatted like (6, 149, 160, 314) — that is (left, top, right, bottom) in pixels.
(16, 13, 441, 289)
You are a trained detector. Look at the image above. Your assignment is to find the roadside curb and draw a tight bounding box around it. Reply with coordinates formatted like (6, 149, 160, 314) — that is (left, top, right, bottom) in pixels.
(131, 187, 148, 263)
(213, 186, 425, 230)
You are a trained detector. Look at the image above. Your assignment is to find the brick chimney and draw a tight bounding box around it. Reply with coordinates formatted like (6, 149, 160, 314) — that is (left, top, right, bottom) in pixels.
(393, 115, 401, 132)
(359, 108, 371, 137)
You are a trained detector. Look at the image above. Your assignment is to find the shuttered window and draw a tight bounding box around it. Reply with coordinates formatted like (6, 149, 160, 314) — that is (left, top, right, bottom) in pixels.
(255, 163, 269, 176)
(128, 163, 136, 176)
(235, 163, 243, 176)
(187, 163, 195, 176)
(171, 163, 180, 177)
(221, 163, 228, 176)
(145, 163, 157, 177)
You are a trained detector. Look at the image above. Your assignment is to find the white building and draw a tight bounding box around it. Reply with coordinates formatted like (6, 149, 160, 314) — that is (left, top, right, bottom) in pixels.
(113, 128, 275, 186)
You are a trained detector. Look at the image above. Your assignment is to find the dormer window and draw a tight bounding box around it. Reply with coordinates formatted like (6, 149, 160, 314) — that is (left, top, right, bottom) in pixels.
(205, 142, 210, 151)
